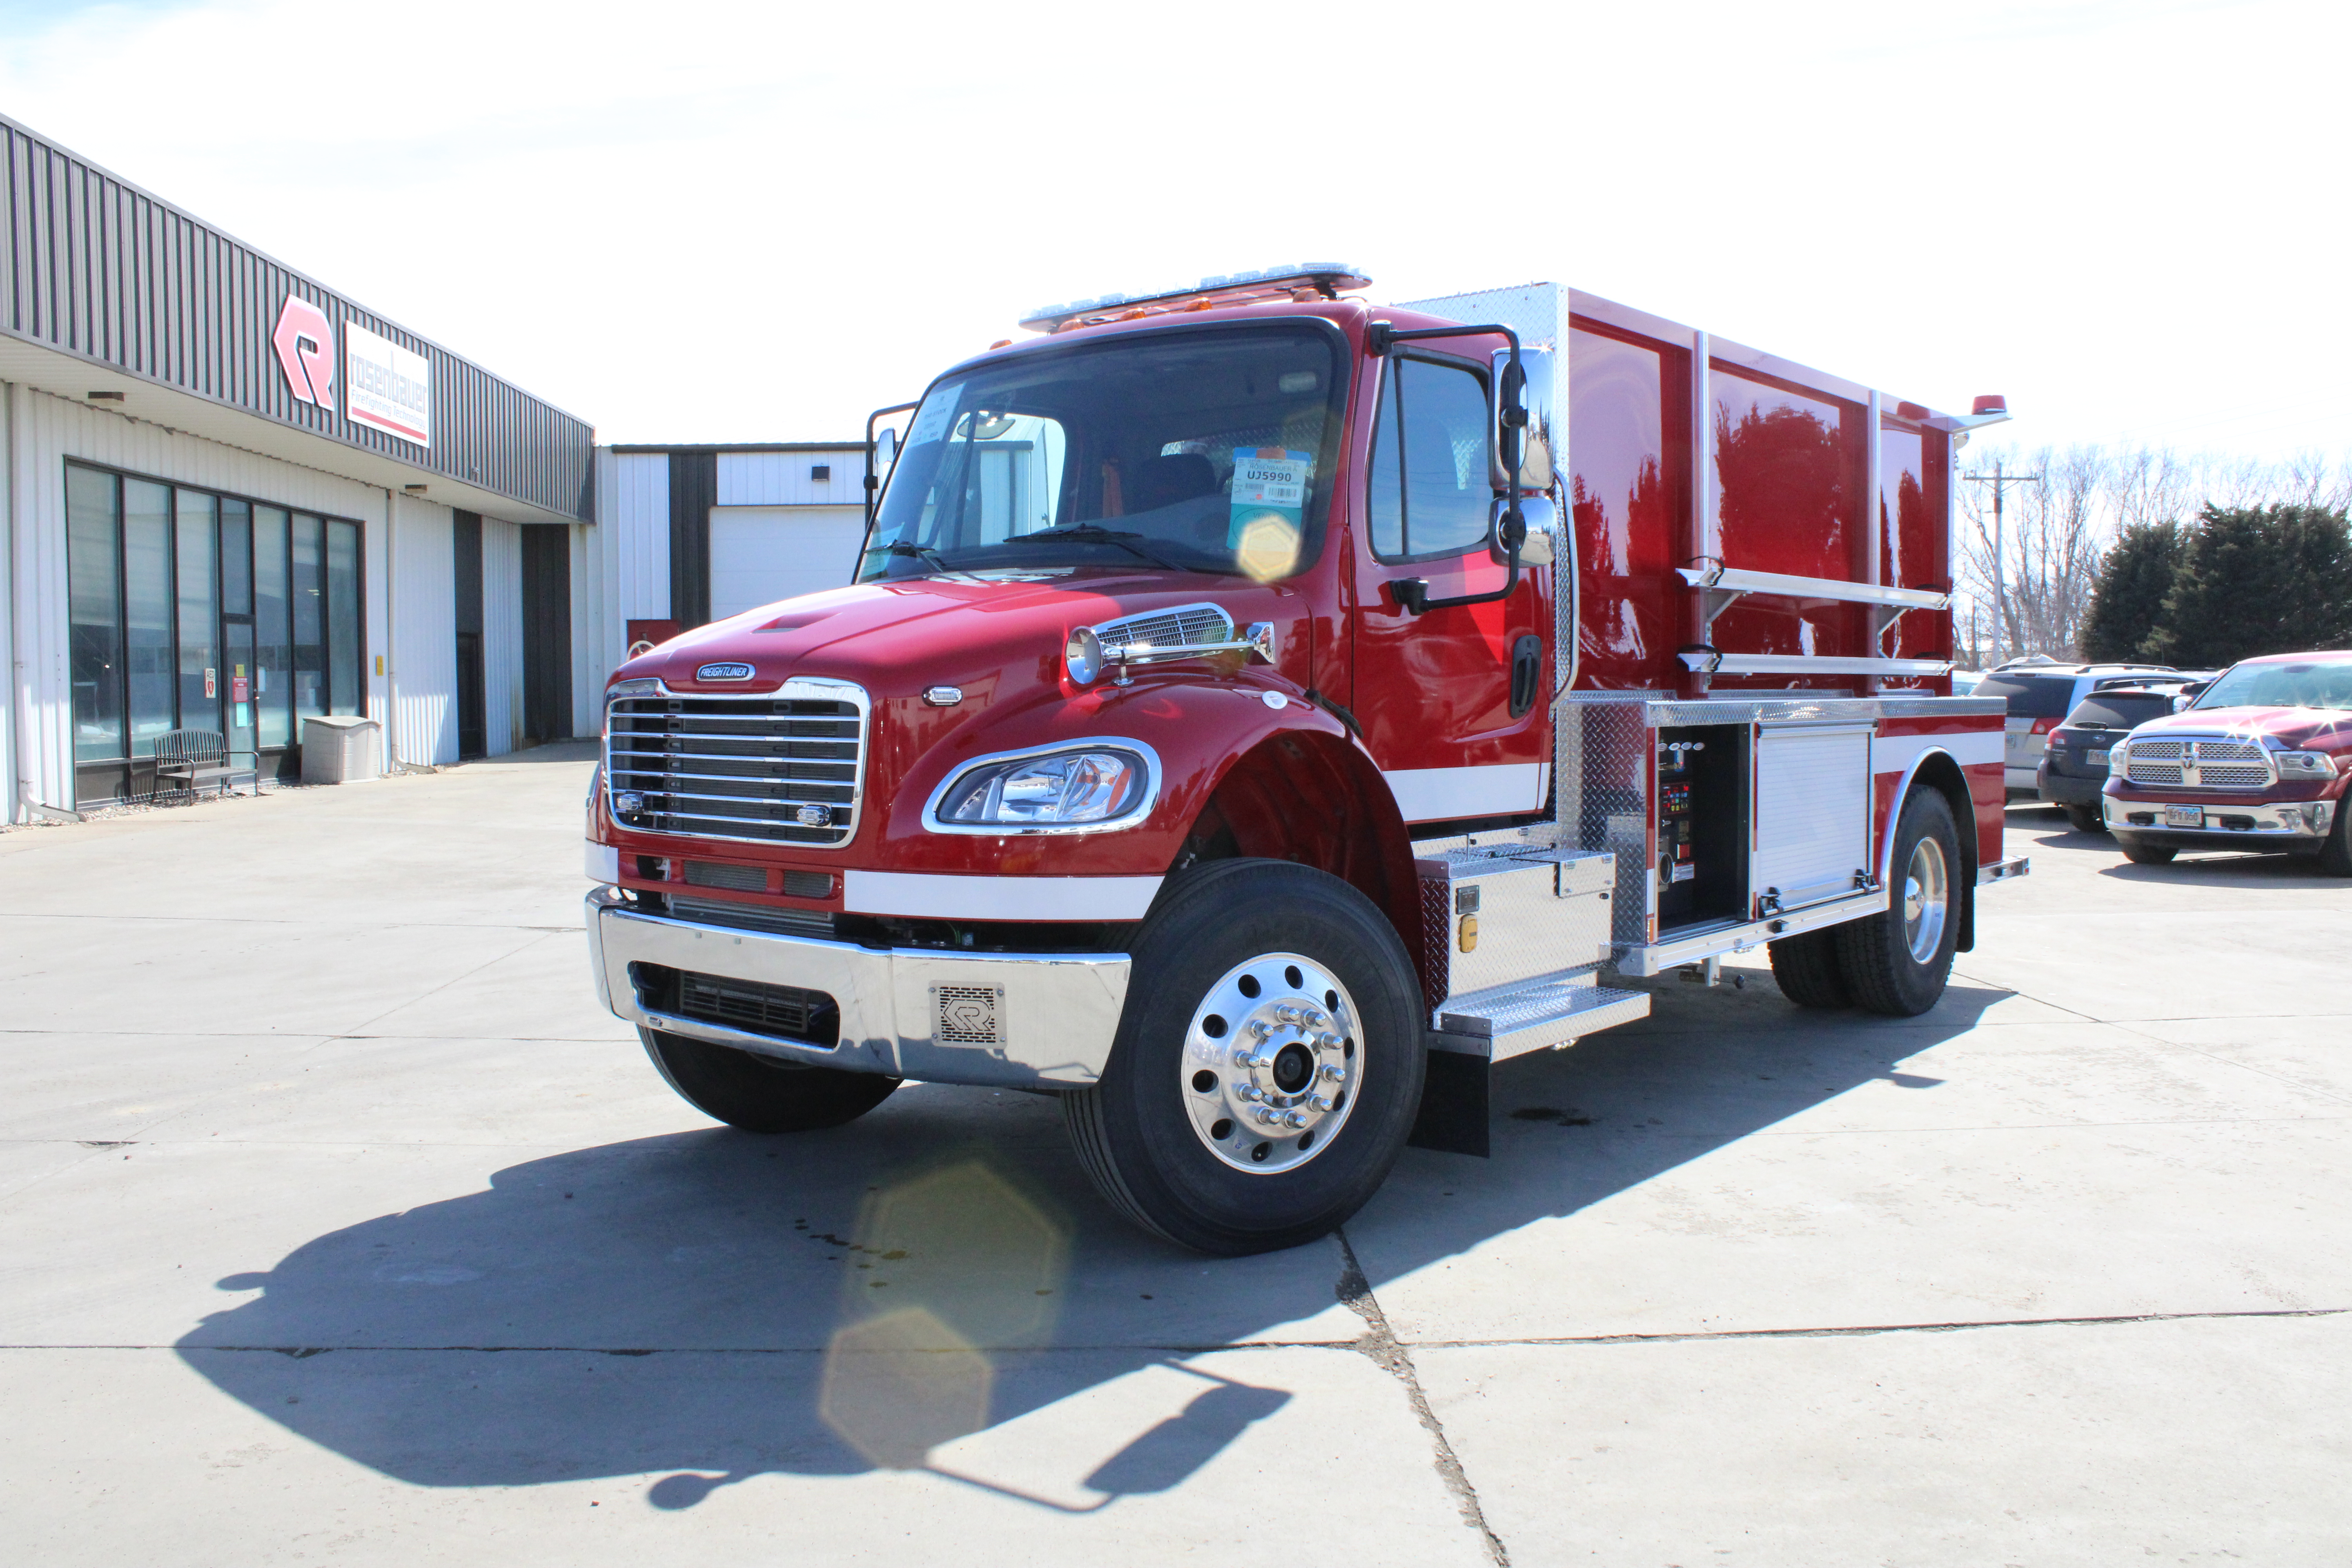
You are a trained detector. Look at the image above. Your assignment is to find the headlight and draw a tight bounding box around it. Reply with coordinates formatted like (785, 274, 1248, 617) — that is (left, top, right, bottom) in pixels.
(926, 742, 1158, 833)
(2275, 750, 2338, 780)
(2108, 744, 2128, 775)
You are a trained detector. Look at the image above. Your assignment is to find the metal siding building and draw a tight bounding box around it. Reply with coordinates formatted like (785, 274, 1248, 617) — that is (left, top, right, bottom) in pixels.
(595, 441, 869, 663)
(0, 113, 595, 819)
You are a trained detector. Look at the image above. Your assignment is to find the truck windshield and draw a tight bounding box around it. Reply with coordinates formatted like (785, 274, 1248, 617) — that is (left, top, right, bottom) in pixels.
(2192, 659, 2352, 711)
(861, 324, 1348, 584)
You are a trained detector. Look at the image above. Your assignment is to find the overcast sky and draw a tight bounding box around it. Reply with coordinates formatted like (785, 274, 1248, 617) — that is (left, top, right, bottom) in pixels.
(0, 0, 2343, 459)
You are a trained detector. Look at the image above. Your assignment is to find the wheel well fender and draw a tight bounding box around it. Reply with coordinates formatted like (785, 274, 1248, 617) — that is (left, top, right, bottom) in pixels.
(1882, 749, 1979, 953)
(1181, 729, 1433, 1006)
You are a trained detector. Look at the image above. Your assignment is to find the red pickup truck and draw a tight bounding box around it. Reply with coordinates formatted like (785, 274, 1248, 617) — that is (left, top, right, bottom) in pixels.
(2104, 650, 2352, 872)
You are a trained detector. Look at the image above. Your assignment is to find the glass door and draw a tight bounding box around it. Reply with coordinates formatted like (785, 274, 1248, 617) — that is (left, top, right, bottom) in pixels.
(225, 620, 257, 764)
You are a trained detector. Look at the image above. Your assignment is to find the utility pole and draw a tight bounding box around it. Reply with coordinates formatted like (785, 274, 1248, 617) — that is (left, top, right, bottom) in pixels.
(1964, 461, 2043, 663)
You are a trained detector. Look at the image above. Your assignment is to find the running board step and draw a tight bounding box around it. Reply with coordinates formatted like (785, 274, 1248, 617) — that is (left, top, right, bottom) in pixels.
(1432, 979, 1651, 1062)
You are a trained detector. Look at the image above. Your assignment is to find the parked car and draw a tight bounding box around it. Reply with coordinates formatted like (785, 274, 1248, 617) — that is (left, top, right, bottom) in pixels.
(2038, 686, 2187, 831)
(1976, 661, 2187, 797)
(2104, 650, 2352, 873)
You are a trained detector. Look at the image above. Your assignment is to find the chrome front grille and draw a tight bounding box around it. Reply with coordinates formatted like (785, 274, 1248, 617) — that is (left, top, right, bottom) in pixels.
(1097, 603, 1233, 655)
(605, 680, 869, 848)
(2122, 736, 2272, 791)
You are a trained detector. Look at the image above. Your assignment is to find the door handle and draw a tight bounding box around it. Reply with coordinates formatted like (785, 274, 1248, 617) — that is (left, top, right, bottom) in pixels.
(1509, 635, 1543, 718)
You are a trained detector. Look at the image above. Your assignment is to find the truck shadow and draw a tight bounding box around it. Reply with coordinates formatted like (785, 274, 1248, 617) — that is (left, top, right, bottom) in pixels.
(175, 976, 2002, 1508)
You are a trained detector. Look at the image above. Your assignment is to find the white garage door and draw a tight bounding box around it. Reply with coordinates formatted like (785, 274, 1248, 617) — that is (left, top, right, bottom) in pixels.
(708, 506, 868, 621)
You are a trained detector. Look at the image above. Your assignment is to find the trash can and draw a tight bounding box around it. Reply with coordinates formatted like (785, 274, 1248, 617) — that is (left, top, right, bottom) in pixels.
(301, 715, 384, 784)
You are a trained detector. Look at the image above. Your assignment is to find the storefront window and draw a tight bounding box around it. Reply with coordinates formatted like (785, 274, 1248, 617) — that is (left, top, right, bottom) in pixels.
(67, 466, 122, 763)
(327, 520, 360, 716)
(64, 462, 363, 785)
(123, 479, 175, 755)
(254, 506, 292, 751)
(175, 489, 220, 736)
(292, 514, 326, 722)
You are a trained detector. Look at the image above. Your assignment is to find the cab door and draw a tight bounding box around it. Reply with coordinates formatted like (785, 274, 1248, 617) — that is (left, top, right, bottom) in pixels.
(1349, 351, 1552, 828)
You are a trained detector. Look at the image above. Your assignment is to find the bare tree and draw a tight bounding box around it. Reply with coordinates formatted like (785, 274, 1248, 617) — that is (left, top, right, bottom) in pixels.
(1955, 441, 2352, 665)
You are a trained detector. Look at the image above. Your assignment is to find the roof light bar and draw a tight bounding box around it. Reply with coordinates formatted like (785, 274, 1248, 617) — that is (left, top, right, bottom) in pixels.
(1020, 264, 1371, 334)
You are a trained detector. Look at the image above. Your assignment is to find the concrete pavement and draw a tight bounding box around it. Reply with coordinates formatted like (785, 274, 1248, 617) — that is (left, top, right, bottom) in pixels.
(1, 752, 2344, 1564)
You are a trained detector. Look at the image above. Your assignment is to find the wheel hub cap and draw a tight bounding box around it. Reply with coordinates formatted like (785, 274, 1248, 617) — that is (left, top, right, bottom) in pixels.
(1903, 837, 1948, 963)
(1181, 952, 1360, 1174)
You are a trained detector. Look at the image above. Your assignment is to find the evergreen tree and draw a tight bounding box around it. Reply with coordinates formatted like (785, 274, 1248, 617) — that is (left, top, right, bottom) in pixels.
(2145, 504, 2352, 667)
(2080, 520, 2184, 662)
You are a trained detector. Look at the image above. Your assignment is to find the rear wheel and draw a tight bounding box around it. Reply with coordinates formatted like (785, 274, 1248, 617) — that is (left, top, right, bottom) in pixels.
(2063, 802, 2105, 833)
(1767, 927, 1849, 1009)
(1837, 789, 1962, 1018)
(2117, 836, 2178, 866)
(640, 1027, 900, 1132)
(1062, 858, 1424, 1256)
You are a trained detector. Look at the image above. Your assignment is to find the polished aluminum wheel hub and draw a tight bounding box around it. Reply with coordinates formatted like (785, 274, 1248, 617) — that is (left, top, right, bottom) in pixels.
(1902, 836, 1949, 963)
(1180, 951, 1360, 1174)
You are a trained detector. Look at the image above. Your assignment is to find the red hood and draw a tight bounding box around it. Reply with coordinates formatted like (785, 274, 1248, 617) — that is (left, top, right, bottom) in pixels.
(615, 568, 1309, 699)
(2131, 705, 2352, 753)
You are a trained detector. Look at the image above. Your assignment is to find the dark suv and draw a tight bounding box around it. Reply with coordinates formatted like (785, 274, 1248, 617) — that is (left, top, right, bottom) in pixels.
(1978, 662, 2184, 797)
(2037, 686, 2187, 831)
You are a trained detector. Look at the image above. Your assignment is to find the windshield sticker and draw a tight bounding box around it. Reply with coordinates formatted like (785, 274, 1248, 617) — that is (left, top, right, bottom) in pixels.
(906, 383, 964, 448)
(1230, 446, 1311, 583)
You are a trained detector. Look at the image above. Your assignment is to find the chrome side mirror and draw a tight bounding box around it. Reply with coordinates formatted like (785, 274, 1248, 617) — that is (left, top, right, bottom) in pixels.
(1490, 343, 1556, 494)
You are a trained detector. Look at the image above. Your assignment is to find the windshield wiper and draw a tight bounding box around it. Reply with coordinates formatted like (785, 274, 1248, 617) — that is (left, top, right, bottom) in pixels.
(1003, 524, 1181, 570)
(885, 540, 952, 573)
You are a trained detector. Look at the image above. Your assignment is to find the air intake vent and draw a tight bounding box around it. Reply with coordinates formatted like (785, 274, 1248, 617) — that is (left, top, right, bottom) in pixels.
(1096, 603, 1233, 657)
(685, 860, 766, 891)
(782, 870, 835, 899)
(605, 683, 869, 848)
(932, 984, 1005, 1047)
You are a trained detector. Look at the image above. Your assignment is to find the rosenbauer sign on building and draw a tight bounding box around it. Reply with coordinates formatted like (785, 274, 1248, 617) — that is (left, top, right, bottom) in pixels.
(345, 321, 432, 448)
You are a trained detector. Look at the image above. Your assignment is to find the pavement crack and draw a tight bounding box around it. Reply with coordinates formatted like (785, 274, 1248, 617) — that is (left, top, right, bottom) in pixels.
(1408, 1304, 2348, 1350)
(1334, 1229, 1508, 1567)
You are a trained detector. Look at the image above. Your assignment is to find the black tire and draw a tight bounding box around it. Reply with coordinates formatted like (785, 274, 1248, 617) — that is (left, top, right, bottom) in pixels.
(641, 1027, 900, 1132)
(2117, 836, 2177, 866)
(2317, 801, 2352, 877)
(1061, 858, 1424, 1256)
(1767, 927, 1849, 1009)
(2063, 802, 2105, 833)
(1837, 789, 1962, 1018)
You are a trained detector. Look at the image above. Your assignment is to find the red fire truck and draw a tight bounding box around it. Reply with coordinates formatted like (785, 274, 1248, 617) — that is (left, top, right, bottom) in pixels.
(584, 268, 2027, 1254)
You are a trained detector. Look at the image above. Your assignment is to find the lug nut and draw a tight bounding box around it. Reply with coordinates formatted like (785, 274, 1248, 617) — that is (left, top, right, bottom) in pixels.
(1319, 1063, 1347, 1083)
(1284, 1109, 1310, 1129)
(1255, 1107, 1281, 1126)
(1314, 1031, 1339, 1050)
(1309, 1095, 1334, 1113)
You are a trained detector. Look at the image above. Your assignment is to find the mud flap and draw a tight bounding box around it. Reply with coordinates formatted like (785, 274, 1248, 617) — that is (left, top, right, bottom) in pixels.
(1408, 1036, 1490, 1158)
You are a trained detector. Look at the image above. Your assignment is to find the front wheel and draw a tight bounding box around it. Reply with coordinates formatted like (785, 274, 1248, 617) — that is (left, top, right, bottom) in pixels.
(641, 1027, 901, 1132)
(2117, 835, 2178, 866)
(2063, 802, 2105, 833)
(2317, 801, 2352, 877)
(1837, 789, 1963, 1017)
(1062, 858, 1425, 1256)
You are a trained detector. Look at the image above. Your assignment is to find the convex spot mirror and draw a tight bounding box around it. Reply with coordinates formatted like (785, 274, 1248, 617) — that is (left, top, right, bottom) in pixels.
(1491, 494, 1559, 568)
(1489, 344, 1556, 494)
(873, 426, 898, 478)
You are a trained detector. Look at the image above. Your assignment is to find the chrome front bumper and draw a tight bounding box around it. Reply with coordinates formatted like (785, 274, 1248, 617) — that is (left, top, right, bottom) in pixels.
(584, 887, 1131, 1089)
(2103, 795, 2337, 842)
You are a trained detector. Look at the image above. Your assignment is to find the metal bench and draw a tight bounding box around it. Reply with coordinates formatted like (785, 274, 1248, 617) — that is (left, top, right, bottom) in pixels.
(151, 729, 259, 802)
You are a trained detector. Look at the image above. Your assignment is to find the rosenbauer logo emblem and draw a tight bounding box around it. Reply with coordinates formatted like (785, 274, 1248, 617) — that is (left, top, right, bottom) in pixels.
(272, 295, 336, 408)
(696, 662, 755, 681)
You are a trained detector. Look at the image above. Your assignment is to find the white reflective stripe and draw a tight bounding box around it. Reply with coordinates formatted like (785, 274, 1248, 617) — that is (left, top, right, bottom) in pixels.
(1381, 762, 1548, 823)
(1873, 730, 2003, 773)
(845, 870, 1164, 921)
(586, 842, 619, 884)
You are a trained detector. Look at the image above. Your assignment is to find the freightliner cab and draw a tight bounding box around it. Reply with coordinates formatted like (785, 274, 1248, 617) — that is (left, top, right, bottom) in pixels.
(584, 267, 2028, 1255)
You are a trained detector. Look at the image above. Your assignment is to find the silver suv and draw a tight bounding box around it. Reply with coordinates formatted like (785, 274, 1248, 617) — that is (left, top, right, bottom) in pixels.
(1974, 660, 2192, 797)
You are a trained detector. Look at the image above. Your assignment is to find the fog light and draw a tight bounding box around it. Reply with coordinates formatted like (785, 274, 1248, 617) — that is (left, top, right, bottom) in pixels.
(796, 803, 833, 828)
